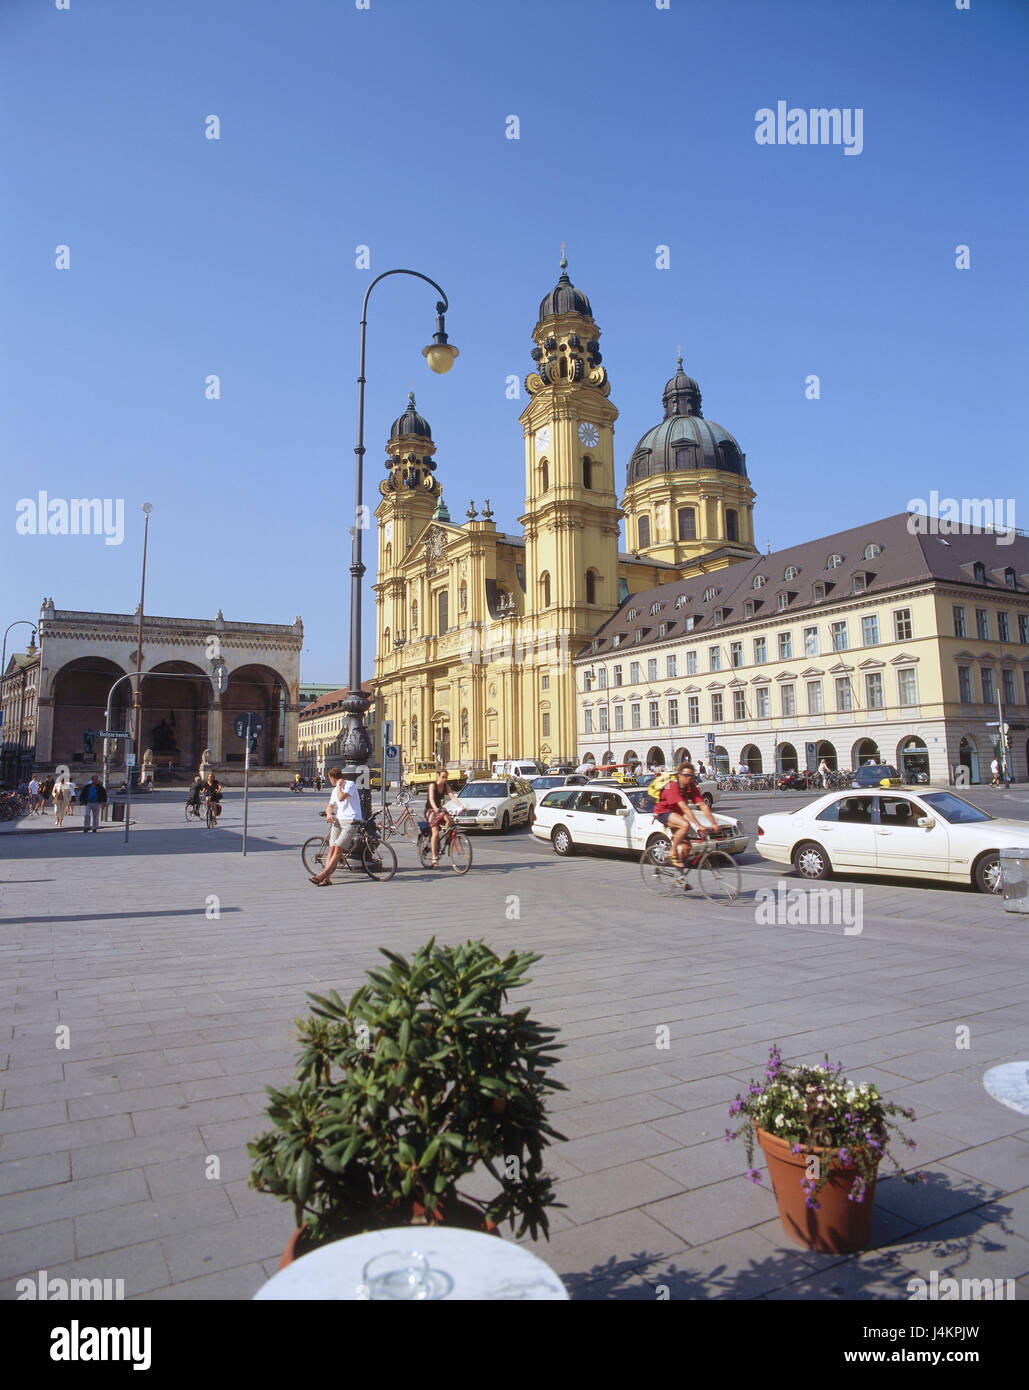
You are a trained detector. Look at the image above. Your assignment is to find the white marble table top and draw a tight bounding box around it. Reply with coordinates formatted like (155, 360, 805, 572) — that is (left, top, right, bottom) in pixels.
(982, 1062, 1029, 1117)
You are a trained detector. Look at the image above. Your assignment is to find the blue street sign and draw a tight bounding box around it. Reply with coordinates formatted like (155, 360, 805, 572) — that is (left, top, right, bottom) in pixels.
(234, 713, 264, 739)
(234, 715, 248, 739)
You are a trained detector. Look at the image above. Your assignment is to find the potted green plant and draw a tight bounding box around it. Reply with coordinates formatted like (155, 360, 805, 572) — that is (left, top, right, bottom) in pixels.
(725, 1045, 923, 1253)
(248, 938, 566, 1262)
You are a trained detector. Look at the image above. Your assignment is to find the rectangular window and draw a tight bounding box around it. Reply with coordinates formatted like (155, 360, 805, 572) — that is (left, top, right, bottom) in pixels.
(613, 664, 623, 687)
(831, 621, 848, 651)
(596, 668, 606, 689)
(677, 507, 696, 540)
(781, 683, 796, 717)
(803, 626, 818, 657)
(861, 615, 879, 647)
(732, 689, 747, 720)
(543, 712, 552, 736)
(630, 661, 641, 683)
(597, 707, 607, 733)
(584, 709, 593, 734)
(981, 668, 994, 704)
(1002, 669, 1016, 705)
(649, 700, 660, 727)
(778, 632, 792, 660)
(631, 704, 641, 730)
(687, 695, 699, 725)
(1020, 615, 1029, 644)
(754, 636, 767, 663)
(1024, 671, 1029, 705)
(807, 680, 823, 714)
(647, 658, 658, 682)
(958, 666, 973, 703)
(893, 608, 913, 642)
(777, 592, 789, 611)
(976, 609, 990, 640)
(756, 686, 770, 718)
(583, 671, 593, 692)
(953, 605, 967, 638)
(865, 672, 884, 709)
(686, 651, 698, 676)
(998, 612, 1010, 642)
(667, 698, 679, 725)
(731, 641, 743, 668)
(711, 693, 723, 723)
(709, 646, 722, 672)
(666, 655, 677, 678)
(542, 674, 550, 690)
(897, 669, 918, 707)
(615, 705, 624, 731)
(835, 677, 853, 712)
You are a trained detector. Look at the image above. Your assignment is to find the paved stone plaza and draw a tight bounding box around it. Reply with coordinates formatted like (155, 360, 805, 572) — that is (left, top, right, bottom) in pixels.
(1, 787, 1027, 1301)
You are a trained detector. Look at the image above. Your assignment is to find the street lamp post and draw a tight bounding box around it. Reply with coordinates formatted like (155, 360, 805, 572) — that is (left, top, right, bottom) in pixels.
(341, 270, 458, 771)
(131, 504, 154, 772)
(1, 620, 37, 783)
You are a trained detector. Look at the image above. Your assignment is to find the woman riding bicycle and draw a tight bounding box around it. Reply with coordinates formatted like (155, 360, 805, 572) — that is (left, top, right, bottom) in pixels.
(654, 764, 718, 870)
(203, 772, 223, 822)
(425, 770, 463, 869)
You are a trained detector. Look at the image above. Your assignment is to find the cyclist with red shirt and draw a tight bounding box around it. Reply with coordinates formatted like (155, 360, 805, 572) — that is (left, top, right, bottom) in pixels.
(655, 764, 718, 871)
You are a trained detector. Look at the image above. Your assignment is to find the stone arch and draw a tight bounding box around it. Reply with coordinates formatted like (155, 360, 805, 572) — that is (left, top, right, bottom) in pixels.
(624, 749, 640, 772)
(673, 746, 690, 766)
(646, 746, 665, 769)
(223, 663, 289, 768)
(740, 743, 762, 773)
(140, 660, 211, 773)
(48, 656, 129, 768)
(777, 741, 798, 773)
(897, 734, 928, 781)
(816, 740, 838, 771)
(958, 735, 980, 784)
(713, 744, 730, 774)
(853, 737, 881, 767)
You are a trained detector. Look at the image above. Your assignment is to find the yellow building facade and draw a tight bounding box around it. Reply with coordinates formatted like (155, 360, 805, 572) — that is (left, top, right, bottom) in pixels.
(372, 260, 754, 770)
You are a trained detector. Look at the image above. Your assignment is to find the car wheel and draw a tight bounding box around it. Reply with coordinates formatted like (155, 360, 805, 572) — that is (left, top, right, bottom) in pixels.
(500, 812, 510, 833)
(551, 825, 575, 856)
(793, 840, 832, 880)
(645, 834, 670, 859)
(973, 852, 1002, 894)
(703, 793, 713, 807)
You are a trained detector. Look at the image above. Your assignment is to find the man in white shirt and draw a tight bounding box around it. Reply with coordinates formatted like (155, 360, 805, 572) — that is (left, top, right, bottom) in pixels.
(66, 776, 77, 817)
(310, 766, 362, 886)
(28, 777, 41, 814)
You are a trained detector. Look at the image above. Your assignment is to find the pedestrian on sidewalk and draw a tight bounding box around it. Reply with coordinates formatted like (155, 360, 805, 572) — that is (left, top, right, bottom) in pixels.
(65, 775, 77, 818)
(52, 778, 72, 827)
(79, 774, 107, 833)
(40, 774, 55, 815)
(27, 776, 42, 814)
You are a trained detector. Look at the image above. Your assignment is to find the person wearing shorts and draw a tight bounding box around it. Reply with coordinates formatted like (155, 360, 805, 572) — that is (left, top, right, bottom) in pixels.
(655, 764, 718, 872)
(310, 766, 362, 885)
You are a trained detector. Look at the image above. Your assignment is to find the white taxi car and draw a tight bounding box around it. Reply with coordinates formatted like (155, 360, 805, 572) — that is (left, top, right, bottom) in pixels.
(531, 784, 747, 858)
(756, 788, 1029, 893)
(453, 779, 535, 834)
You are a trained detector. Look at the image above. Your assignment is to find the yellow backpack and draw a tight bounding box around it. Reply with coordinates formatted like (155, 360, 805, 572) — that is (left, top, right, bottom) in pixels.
(647, 770, 676, 802)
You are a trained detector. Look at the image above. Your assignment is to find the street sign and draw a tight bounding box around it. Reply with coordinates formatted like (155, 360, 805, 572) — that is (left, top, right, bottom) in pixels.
(705, 732, 716, 751)
(234, 714, 265, 739)
(98, 730, 131, 739)
(211, 663, 229, 695)
(382, 720, 394, 747)
(384, 744, 401, 780)
(250, 716, 264, 737)
(126, 754, 136, 768)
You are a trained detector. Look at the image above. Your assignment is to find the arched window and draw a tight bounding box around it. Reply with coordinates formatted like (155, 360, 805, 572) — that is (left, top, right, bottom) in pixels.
(411, 600, 419, 631)
(703, 586, 717, 603)
(827, 553, 843, 569)
(540, 460, 549, 493)
(582, 457, 593, 489)
(586, 570, 597, 604)
(864, 543, 881, 559)
(725, 509, 739, 542)
(784, 565, 799, 581)
(541, 572, 551, 608)
(752, 574, 766, 589)
(384, 626, 390, 651)
(637, 515, 651, 549)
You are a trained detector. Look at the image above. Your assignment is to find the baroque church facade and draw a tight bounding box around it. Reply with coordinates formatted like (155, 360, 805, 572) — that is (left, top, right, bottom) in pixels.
(372, 259, 758, 770)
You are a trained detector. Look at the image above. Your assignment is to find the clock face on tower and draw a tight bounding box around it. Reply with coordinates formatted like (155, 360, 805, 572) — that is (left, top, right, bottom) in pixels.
(578, 422, 599, 447)
(535, 426, 551, 452)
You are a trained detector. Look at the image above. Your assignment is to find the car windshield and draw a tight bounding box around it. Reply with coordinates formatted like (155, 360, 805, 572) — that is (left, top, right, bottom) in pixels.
(920, 792, 992, 824)
(532, 777, 562, 789)
(462, 783, 502, 798)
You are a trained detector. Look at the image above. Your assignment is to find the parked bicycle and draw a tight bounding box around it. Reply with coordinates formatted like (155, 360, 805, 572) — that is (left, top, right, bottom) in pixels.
(639, 829, 741, 906)
(416, 817, 472, 874)
(301, 818, 397, 882)
(372, 797, 421, 843)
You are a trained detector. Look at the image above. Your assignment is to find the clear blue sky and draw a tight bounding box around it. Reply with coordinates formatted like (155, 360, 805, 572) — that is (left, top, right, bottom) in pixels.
(3, 0, 1026, 681)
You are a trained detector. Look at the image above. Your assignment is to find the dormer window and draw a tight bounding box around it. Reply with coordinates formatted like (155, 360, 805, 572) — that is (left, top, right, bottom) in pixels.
(744, 599, 755, 619)
(612, 634, 622, 648)
(658, 622, 667, 638)
(864, 543, 881, 559)
(1005, 567, 1017, 589)
(650, 602, 661, 615)
(634, 628, 644, 643)
(627, 607, 639, 621)
(752, 575, 766, 589)
(973, 562, 987, 583)
(712, 608, 723, 625)
(777, 592, 790, 611)
(675, 593, 690, 609)
(812, 582, 826, 601)
(827, 553, 843, 569)
(852, 573, 866, 594)
(703, 586, 717, 603)
(784, 565, 799, 581)
(684, 616, 695, 632)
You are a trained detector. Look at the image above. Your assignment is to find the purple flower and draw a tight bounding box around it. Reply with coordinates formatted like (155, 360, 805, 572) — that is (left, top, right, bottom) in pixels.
(747, 1168, 762, 1185)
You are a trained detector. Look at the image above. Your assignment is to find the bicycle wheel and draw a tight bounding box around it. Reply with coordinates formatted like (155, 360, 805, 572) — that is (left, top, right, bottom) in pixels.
(696, 849, 741, 906)
(640, 843, 679, 896)
(447, 832, 472, 875)
(417, 832, 435, 869)
(184, 803, 197, 823)
(362, 840, 397, 881)
(398, 811, 421, 843)
(302, 836, 328, 875)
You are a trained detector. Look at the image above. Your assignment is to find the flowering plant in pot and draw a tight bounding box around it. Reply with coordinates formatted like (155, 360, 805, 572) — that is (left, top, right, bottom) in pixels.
(725, 1045, 923, 1253)
(248, 938, 566, 1259)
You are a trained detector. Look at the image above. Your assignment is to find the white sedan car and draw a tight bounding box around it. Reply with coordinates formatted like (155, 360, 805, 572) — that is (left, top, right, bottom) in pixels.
(532, 784, 747, 858)
(453, 779, 535, 833)
(756, 788, 1029, 893)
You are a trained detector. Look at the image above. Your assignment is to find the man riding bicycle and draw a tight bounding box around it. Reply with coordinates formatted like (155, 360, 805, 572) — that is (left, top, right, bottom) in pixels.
(309, 766, 362, 886)
(654, 763, 719, 873)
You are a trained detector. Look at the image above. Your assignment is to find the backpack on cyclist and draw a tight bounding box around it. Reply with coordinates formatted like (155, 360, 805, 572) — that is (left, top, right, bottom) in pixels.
(647, 770, 676, 802)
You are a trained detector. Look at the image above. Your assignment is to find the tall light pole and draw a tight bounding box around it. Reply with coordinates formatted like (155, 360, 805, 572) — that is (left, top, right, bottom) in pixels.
(131, 504, 153, 772)
(342, 270, 458, 770)
(1, 620, 37, 782)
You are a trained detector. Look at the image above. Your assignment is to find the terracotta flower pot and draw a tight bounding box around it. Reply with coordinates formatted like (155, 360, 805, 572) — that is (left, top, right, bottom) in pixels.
(279, 1197, 497, 1268)
(757, 1127, 880, 1254)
